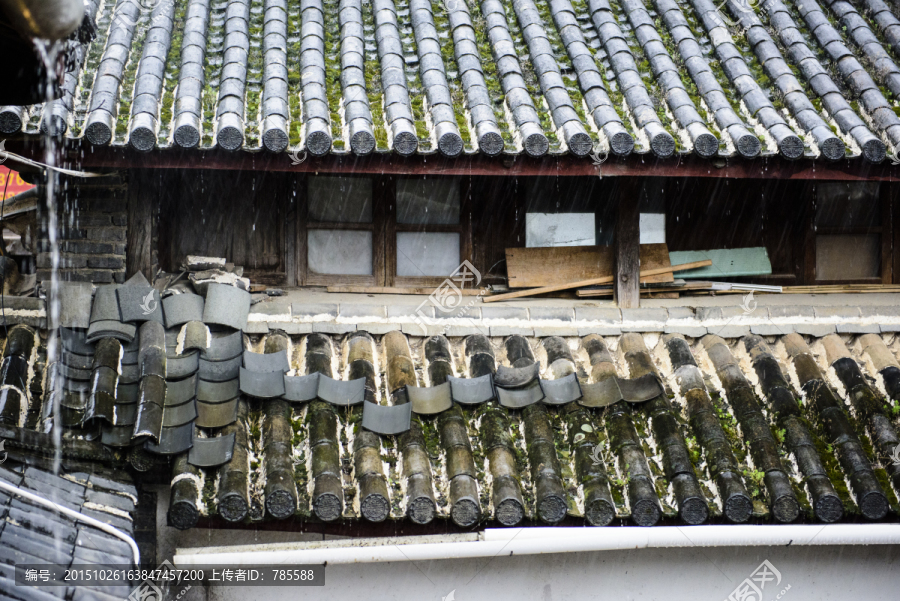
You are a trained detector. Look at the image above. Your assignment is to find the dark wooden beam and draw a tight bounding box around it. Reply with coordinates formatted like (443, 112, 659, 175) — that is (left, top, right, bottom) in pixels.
(803, 183, 817, 285)
(881, 181, 893, 284)
(615, 179, 641, 309)
(8, 139, 900, 181)
(890, 181, 899, 284)
(125, 169, 154, 282)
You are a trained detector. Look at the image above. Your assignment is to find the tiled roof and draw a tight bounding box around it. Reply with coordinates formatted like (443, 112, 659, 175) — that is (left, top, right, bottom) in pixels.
(0, 462, 139, 599)
(3, 0, 900, 161)
(158, 327, 900, 528)
(5, 280, 900, 529)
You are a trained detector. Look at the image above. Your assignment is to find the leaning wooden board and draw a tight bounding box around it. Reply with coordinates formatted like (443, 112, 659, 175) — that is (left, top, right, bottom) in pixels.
(506, 243, 675, 288)
(484, 260, 713, 303)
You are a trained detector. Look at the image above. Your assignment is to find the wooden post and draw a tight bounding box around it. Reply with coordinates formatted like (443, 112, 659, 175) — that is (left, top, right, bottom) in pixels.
(615, 178, 640, 308)
(803, 182, 817, 285)
(126, 168, 155, 282)
(285, 175, 298, 287)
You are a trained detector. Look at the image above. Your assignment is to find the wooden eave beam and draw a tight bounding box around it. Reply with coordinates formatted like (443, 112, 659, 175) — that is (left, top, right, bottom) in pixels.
(6, 139, 900, 181)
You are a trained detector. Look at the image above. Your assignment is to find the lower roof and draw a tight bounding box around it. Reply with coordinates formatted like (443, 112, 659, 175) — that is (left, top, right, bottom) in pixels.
(5, 285, 898, 533)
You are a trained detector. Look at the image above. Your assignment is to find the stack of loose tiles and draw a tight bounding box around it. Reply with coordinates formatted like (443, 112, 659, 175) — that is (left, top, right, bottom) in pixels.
(163, 289, 238, 465)
(59, 327, 96, 428)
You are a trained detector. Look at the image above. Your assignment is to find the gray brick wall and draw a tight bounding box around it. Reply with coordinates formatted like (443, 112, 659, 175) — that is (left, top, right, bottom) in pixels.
(38, 175, 128, 284)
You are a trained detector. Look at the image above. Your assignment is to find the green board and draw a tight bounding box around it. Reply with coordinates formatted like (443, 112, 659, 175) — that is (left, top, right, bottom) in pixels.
(668, 247, 772, 279)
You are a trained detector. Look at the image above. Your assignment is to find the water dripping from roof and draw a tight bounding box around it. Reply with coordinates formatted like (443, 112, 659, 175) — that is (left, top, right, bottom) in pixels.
(34, 36, 66, 564)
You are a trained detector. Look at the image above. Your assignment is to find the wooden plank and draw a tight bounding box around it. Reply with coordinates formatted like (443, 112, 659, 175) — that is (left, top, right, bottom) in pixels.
(576, 281, 715, 297)
(668, 247, 772, 279)
(482, 260, 712, 303)
(125, 168, 155, 282)
(326, 285, 483, 296)
(505, 243, 674, 288)
(616, 184, 640, 308)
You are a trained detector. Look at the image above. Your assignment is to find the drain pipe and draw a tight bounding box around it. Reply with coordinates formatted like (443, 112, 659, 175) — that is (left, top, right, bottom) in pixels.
(175, 524, 900, 567)
(0, 479, 140, 566)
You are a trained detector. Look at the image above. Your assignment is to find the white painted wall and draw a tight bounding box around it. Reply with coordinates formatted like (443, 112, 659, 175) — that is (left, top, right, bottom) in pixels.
(205, 544, 898, 601)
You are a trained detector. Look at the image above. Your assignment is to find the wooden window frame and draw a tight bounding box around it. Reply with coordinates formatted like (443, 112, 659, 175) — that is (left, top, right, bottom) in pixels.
(388, 176, 473, 288)
(804, 181, 892, 285)
(293, 174, 472, 287)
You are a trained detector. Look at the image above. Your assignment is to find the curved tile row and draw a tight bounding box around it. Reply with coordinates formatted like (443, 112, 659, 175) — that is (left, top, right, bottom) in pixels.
(787, 0, 900, 151)
(858, 0, 900, 60)
(686, 0, 804, 158)
(128, 0, 177, 151)
(820, 0, 900, 97)
(339, 0, 377, 155)
(214, 0, 251, 150)
(741, 0, 884, 162)
(260, 0, 291, 152)
(720, 0, 845, 160)
(480, 0, 550, 156)
(84, 0, 142, 146)
(373, 0, 418, 155)
(512, 0, 592, 155)
(652, 0, 760, 157)
(409, 0, 464, 157)
(587, 0, 676, 157)
(548, 0, 633, 156)
(41, 0, 102, 136)
(444, 0, 505, 155)
(4, 0, 893, 161)
(173, 0, 211, 148)
(166, 329, 900, 527)
(619, 0, 718, 157)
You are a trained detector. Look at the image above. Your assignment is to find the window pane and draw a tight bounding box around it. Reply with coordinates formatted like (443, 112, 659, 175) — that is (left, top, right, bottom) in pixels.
(396, 232, 460, 276)
(308, 176, 373, 223)
(525, 213, 596, 247)
(640, 213, 665, 244)
(816, 234, 879, 280)
(397, 178, 460, 224)
(308, 229, 373, 275)
(815, 182, 879, 228)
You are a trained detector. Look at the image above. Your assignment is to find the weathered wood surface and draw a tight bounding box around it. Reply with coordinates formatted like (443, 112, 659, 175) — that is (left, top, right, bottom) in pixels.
(482, 261, 711, 303)
(506, 243, 675, 288)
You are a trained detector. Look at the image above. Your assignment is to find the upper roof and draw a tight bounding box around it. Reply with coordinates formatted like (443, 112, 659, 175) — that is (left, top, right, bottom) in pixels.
(3, 0, 900, 163)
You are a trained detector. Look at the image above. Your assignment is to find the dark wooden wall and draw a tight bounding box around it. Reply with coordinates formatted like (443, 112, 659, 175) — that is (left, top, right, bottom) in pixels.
(147, 169, 288, 284)
(127, 169, 897, 288)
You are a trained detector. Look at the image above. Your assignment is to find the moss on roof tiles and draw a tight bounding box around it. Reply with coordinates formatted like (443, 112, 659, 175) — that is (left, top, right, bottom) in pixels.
(115, 6, 153, 144)
(606, 0, 680, 148)
(749, 4, 854, 157)
(468, 5, 517, 151)
(650, 10, 729, 150)
(815, 0, 898, 104)
(73, 0, 118, 137)
(395, 0, 433, 150)
(431, 0, 477, 152)
(202, 1, 228, 147)
(244, 0, 266, 149)
(324, 0, 345, 150)
(361, 0, 390, 151)
(533, 0, 593, 139)
(672, 0, 775, 152)
(569, 0, 637, 140)
(158, 0, 189, 145)
(499, 0, 562, 151)
(287, 0, 303, 147)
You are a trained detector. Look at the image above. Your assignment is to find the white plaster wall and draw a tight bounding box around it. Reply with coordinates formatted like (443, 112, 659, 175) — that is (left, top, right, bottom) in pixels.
(206, 544, 899, 601)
